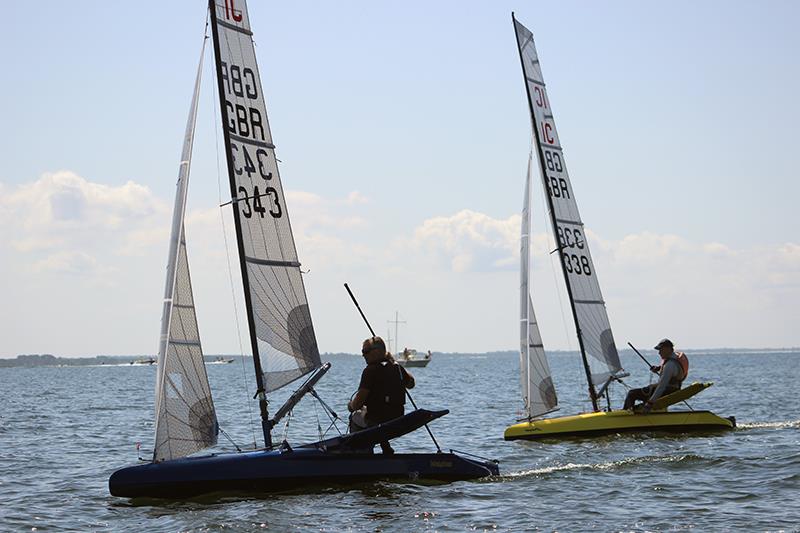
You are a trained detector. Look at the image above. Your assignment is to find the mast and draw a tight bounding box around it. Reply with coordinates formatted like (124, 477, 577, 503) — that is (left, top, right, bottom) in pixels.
(511, 13, 599, 411)
(208, 0, 272, 446)
(388, 311, 406, 355)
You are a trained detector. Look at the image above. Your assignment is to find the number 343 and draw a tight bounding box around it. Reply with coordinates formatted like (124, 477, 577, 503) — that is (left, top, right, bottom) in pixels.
(238, 185, 281, 219)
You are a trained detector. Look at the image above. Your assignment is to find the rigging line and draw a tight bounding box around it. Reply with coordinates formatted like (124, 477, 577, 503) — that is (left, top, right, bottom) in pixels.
(219, 426, 242, 452)
(312, 396, 323, 441)
(534, 134, 573, 357)
(210, 43, 258, 447)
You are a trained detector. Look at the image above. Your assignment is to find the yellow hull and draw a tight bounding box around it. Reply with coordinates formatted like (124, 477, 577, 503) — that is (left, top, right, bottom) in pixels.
(504, 409, 735, 441)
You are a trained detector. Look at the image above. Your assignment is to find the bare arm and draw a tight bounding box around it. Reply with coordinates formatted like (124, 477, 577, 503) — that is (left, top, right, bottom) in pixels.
(401, 366, 415, 389)
(348, 388, 369, 412)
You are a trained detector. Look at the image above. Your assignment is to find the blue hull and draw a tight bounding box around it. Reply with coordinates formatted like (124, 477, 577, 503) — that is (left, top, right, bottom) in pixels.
(109, 448, 498, 498)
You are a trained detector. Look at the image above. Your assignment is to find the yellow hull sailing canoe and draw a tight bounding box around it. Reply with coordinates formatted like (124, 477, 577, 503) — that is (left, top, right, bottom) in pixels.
(504, 408, 735, 441)
(505, 382, 735, 441)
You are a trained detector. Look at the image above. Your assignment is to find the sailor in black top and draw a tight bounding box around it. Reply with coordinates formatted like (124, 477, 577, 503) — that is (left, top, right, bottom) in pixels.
(348, 336, 415, 453)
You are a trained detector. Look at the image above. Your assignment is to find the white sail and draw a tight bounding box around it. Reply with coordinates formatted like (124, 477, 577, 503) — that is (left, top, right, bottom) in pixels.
(211, 0, 321, 393)
(153, 40, 218, 462)
(513, 18, 624, 389)
(520, 152, 557, 418)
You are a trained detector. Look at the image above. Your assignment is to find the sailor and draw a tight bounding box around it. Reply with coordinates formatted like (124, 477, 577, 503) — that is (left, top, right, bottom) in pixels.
(623, 338, 686, 413)
(348, 336, 415, 454)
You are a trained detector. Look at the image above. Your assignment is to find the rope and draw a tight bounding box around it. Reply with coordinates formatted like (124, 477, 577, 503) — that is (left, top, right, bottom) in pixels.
(210, 41, 257, 449)
(219, 426, 242, 452)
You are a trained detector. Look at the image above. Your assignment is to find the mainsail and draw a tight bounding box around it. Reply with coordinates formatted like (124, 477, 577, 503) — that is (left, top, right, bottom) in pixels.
(153, 41, 218, 462)
(513, 16, 624, 400)
(520, 152, 558, 419)
(209, 0, 321, 395)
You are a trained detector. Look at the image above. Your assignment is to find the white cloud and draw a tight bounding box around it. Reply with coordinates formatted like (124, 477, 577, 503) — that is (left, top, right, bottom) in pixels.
(407, 209, 520, 273)
(2, 174, 797, 356)
(33, 251, 105, 276)
(0, 171, 168, 264)
(346, 190, 369, 205)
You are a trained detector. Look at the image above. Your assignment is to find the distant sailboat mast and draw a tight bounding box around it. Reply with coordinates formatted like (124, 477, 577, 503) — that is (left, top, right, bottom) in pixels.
(388, 311, 406, 355)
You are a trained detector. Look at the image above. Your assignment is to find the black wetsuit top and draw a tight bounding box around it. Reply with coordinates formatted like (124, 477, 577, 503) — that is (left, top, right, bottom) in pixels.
(358, 361, 409, 425)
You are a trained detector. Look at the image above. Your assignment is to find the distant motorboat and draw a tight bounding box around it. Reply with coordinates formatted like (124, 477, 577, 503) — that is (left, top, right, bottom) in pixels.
(397, 349, 431, 368)
(206, 356, 234, 365)
(131, 357, 156, 366)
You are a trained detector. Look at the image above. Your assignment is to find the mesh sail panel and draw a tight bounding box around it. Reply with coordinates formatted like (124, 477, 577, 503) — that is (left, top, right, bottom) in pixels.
(153, 44, 217, 462)
(514, 19, 623, 388)
(212, 0, 321, 393)
(520, 154, 557, 418)
(154, 235, 218, 462)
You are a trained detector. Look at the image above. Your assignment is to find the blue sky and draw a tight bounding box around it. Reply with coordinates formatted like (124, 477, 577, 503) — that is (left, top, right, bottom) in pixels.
(1, 1, 798, 357)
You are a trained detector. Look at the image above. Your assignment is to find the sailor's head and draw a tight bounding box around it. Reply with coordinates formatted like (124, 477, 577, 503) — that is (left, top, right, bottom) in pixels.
(361, 336, 387, 364)
(654, 338, 674, 358)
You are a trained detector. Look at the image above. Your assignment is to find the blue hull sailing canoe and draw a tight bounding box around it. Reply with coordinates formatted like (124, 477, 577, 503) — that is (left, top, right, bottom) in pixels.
(109, 1, 498, 497)
(110, 450, 498, 499)
(110, 410, 498, 498)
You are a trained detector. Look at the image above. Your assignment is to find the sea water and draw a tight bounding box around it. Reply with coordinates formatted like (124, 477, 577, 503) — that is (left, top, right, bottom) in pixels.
(0, 351, 797, 531)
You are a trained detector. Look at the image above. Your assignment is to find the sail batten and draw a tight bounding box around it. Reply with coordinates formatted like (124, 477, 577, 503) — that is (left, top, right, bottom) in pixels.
(153, 38, 218, 462)
(513, 17, 624, 400)
(210, 0, 321, 399)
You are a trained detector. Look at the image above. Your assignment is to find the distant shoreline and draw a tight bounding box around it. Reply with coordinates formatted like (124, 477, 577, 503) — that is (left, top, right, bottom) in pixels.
(1, 347, 798, 368)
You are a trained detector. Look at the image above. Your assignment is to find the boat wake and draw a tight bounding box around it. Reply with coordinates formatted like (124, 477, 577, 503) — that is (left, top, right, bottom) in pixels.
(736, 420, 800, 430)
(503, 454, 709, 480)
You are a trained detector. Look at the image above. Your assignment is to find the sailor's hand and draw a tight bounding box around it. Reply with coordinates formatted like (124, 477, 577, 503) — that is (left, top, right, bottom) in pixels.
(649, 365, 660, 373)
(642, 401, 653, 414)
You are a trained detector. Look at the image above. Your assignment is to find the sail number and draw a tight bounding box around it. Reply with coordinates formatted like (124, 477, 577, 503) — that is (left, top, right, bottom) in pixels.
(534, 86, 549, 109)
(557, 226, 591, 276)
(221, 61, 266, 142)
(237, 185, 282, 219)
(232, 141, 281, 219)
(542, 149, 570, 199)
(563, 252, 592, 276)
(231, 143, 272, 180)
(221, 62, 257, 99)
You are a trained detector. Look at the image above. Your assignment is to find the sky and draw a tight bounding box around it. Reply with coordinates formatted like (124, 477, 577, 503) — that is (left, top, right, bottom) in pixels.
(1, 1, 798, 357)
